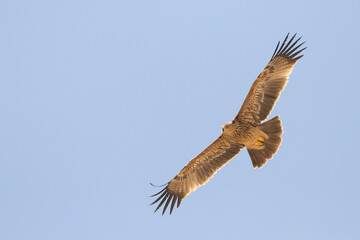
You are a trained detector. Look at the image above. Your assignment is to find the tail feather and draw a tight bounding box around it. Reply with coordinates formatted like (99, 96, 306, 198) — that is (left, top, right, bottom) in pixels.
(247, 116, 283, 168)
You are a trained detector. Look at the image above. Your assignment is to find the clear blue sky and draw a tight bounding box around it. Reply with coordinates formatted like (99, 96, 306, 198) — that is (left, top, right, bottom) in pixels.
(1, 1, 359, 239)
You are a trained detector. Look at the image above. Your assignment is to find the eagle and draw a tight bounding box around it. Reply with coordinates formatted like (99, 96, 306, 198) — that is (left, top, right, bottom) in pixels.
(151, 33, 306, 215)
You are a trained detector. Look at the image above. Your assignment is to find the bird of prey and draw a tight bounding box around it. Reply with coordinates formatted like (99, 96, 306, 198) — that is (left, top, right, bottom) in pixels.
(151, 33, 306, 215)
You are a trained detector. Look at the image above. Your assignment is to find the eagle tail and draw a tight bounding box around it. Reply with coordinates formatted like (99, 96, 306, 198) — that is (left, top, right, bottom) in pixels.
(247, 116, 283, 168)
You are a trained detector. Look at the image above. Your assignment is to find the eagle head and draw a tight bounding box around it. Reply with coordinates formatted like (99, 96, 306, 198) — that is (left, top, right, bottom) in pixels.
(221, 120, 236, 133)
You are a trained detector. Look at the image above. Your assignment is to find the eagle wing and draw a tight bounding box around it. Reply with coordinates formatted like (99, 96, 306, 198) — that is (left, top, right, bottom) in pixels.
(235, 34, 306, 124)
(151, 136, 244, 215)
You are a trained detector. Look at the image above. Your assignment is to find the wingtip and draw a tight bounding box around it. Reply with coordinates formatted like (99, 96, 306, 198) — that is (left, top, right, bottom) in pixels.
(271, 33, 306, 60)
(149, 186, 167, 198)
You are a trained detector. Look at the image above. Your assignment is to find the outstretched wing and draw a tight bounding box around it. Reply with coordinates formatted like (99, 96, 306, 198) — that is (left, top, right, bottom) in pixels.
(151, 136, 244, 215)
(236, 33, 306, 124)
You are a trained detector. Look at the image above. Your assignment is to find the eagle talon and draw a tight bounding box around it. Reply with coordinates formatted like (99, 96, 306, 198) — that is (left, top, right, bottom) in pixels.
(256, 137, 265, 146)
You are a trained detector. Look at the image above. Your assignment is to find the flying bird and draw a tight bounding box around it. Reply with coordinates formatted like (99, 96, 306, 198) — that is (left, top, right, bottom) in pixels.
(151, 33, 306, 215)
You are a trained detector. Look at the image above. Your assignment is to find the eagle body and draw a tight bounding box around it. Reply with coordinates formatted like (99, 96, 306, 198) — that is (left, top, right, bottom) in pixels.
(223, 120, 267, 149)
(151, 34, 306, 215)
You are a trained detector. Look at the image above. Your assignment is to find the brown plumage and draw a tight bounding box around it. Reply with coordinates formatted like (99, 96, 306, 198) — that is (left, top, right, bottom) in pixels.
(151, 33, 306, 215)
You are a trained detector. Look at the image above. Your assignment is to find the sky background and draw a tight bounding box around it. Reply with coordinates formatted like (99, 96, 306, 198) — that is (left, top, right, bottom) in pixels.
(1, 1, 360, 239)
